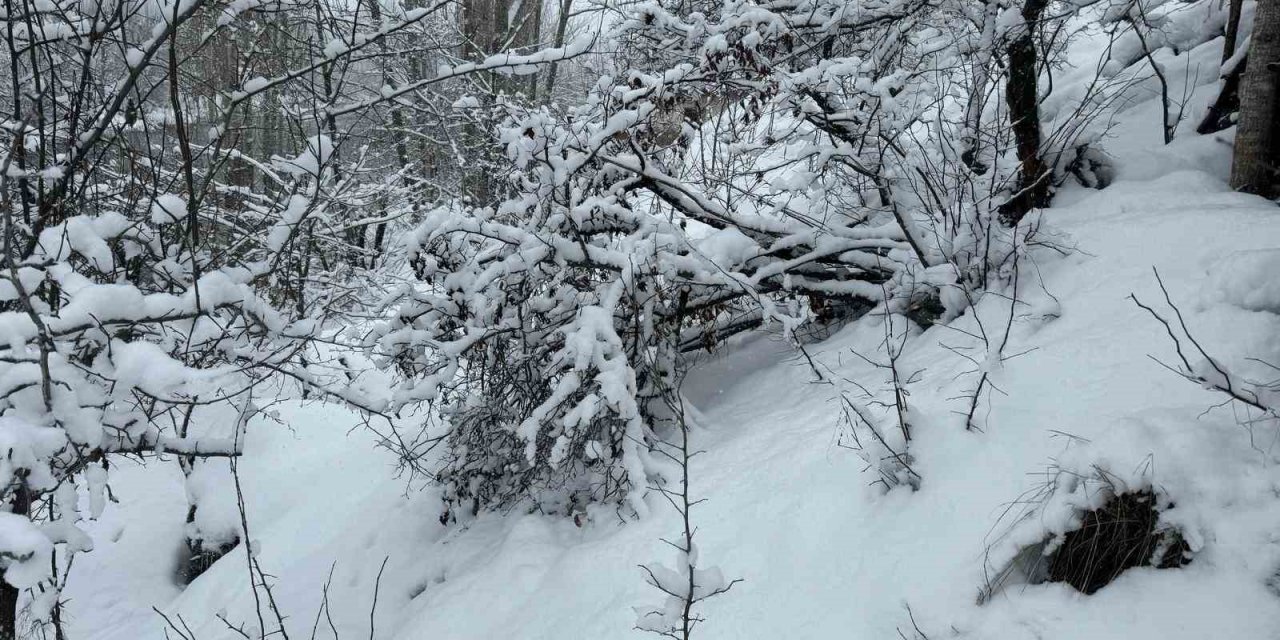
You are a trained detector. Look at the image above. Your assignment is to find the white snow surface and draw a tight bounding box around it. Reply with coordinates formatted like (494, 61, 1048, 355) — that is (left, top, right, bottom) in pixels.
(68, 30, 1280, 640)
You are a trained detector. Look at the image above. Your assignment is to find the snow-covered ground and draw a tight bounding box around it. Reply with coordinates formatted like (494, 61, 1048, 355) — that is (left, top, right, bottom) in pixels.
(65, 18, 1280, 640)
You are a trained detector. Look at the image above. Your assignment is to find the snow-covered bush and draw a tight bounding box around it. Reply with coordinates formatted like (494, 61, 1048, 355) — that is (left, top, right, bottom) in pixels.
(370, 0, 1118, 517)
(0, 0, 453, 630)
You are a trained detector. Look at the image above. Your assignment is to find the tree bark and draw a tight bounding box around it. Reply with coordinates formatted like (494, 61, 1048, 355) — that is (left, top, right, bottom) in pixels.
(544, 0, 573, 99)
(961, 0, 1000, 173)
(1231, 0, 1280, 198)
(1000, 0, 1051, 226)
(2, 485, 30, 640)
(0, 577, 15, 640)
(458, 0, 542, 204)
(1222, 0, 1245, 66)
(1197, 54, 1245, 134)
(1199, 0, 1248, 135)
(367, 0, 408, 264)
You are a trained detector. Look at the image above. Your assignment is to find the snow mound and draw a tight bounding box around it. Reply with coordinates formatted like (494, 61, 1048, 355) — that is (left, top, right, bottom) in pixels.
(1204, 249, 1280, 314)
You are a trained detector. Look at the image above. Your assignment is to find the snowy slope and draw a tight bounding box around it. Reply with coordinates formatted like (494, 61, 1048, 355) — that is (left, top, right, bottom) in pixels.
(68, 23, 1280, 640)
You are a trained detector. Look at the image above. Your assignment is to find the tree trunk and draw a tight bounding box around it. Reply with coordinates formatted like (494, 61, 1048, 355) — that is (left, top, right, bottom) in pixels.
(1199, 0, 1248, 135)
(1222, 0, 1245, 66)
(961, 0, 1000, 173)
(2, 486, 30, 640)
(1231, 0, 1280, 198)
(1000, 0, 1051, 226)
(459, 0, 542, 204)
(527, 0, 544, 101)
(0, 580, 15, 640)
(544, 0, 574, 98)
(367, 0, 407, 265)
(1197, 54, 1245, 134)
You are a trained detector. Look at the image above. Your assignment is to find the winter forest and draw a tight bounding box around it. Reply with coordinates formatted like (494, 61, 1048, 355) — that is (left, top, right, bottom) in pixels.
(0, 0, 1278, 636)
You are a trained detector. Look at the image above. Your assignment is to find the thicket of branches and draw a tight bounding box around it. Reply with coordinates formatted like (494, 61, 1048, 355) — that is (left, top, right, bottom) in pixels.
(370, 0, 1132, 518)
(0, 0, 562, 632)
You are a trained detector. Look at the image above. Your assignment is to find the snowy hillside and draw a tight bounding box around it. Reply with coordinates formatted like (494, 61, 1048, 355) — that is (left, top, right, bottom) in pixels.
(61, 28, 1280, 640)
(2, 0, 1279, 639)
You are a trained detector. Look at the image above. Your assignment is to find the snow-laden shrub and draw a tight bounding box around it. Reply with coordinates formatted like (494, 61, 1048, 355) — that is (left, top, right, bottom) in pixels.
(0, 0, 445, 624)
(371, 0, 1114, 517)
